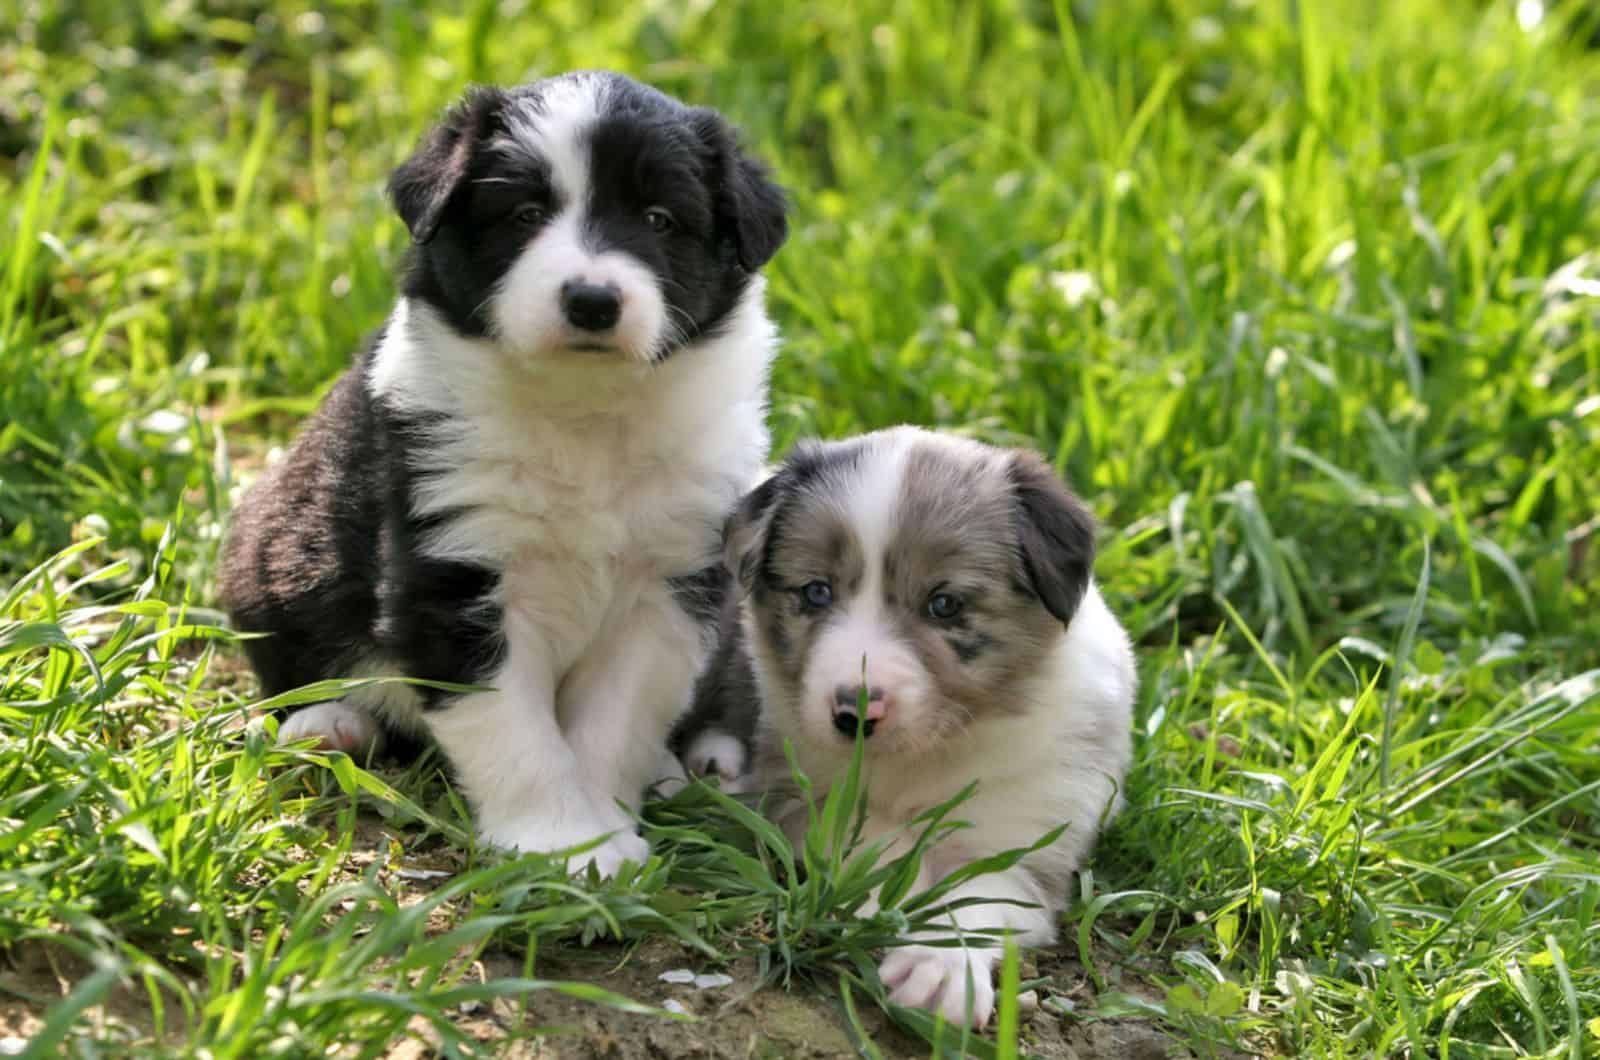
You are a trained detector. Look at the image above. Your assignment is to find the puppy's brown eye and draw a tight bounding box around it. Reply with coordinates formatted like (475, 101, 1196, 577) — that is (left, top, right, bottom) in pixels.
(800, 580, 833, 610)
(514, 203, 546, 225)
(644, 206, 676, 233)
(925, 592, 963, 621)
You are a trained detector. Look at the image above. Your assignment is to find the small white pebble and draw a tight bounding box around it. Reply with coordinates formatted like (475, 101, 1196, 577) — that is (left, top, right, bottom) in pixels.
(692, 973, 734, 990)
(1016, 990, 1039, 1013)
(662, 999, 690, 1015)
(395, 867, 451, 881)
(658, 968, 696, 984)
(1044, 995, 1078, 1016)
(0, 1038, 27, 1057)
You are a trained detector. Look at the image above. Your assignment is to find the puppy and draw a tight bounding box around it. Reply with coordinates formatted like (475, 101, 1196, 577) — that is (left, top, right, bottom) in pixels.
(219, 71, 788, 877)
(678, 427, 1136, 1025)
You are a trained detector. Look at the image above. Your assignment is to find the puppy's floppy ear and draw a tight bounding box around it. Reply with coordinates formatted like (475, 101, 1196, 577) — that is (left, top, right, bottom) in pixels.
(691, 109, 789, 272)
(723, 467, 794, 593)
(1008, 450, 1097, 626)
(389, 86, 506, 245)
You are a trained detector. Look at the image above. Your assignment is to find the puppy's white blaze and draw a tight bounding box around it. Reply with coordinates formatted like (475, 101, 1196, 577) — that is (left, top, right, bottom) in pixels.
(502, 74, 603, 203)
(799, 433, 924, 733)
(845, 431, 914, 572)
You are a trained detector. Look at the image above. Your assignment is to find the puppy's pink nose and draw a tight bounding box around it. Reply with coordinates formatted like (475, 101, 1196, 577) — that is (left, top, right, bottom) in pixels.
(833, 684, 887, 738)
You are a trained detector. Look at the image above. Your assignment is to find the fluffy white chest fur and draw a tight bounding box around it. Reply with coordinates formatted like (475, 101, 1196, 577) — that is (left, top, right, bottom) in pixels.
(371, 293, 772, 666)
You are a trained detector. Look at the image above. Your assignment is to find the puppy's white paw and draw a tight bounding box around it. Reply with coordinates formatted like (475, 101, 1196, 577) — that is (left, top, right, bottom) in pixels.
(682, 729, 750, 791)
(278, 701, 381, 757)
(879, 943, 996, 1028)
(478, 812, 648, 880)
(572, 830, 651, 879)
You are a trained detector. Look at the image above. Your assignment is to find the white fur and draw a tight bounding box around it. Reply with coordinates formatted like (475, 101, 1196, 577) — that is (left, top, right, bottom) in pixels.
(366, 271, 774, 874)
(490, 206, 667, 364)
(278, 701, 381, 756)
(747, 430, 1137, 1025)
(275, 657, 424, 758)
(682, 729, 750, 790)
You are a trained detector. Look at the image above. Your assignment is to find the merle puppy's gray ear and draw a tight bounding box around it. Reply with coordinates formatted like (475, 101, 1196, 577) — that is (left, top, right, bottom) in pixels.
(1008, 450, 1097, 626)
(723, 467, 794, 593)
(690, 109, 789, 272)
(389, 86, 507, 244)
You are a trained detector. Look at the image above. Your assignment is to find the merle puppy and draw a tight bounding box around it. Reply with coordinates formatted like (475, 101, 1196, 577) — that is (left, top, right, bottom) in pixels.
(676, 427, 1136, 1025)
(219, 71, 787, 877)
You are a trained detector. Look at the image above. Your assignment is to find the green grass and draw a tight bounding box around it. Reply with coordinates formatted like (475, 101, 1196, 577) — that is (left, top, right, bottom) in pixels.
(3, 0, 1599, 1055)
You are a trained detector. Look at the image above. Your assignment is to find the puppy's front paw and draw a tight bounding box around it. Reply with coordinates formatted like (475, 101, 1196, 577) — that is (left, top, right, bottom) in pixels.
(574, 830, 651, 879)
(478, 813, 648, 880)
(278, 701, 382, 757)
(879, 943, 996, 1028)
(682, 729, 750, 792)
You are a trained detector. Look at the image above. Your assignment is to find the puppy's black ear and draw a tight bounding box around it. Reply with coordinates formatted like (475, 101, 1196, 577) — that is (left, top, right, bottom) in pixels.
(691, 109, 789, 272)
(1009, 451, 1097, 626)
(389, 86, 506, 245)
(723, 466, 795, 593)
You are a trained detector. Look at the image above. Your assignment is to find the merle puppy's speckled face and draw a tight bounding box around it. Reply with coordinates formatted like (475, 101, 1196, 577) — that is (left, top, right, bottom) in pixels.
(726, 428, 1098, 757)
(389, 72, 787, 363)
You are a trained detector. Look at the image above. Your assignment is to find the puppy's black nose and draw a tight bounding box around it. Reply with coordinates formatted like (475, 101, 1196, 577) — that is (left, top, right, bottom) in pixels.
(833, 710, 877, 738)
(561, 280, 621, 332)
(832, 685, 884, 739)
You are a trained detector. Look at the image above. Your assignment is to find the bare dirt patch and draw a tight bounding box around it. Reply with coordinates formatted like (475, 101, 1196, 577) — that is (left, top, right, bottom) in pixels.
(373, 935, 1189, 1059)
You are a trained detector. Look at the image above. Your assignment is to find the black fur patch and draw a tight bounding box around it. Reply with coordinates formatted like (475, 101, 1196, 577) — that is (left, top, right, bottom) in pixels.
(1007, 451, 1097, 626)
(669, 587, 760, 762)
(668, 563, 728, 630)
(217, 331, 509, 751)
(945, 631, 996, 663)
(740, 437, 870, 593)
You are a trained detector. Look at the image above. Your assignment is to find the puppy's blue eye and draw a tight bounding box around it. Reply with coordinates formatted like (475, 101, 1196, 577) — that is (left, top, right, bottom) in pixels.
(925, 592, 963, 621)
(644, 206, 676, 233)
(801, 580, 833, 609)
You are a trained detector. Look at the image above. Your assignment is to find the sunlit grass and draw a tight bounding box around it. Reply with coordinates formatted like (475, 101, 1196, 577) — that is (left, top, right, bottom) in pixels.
(2, 0, 1598, 1055)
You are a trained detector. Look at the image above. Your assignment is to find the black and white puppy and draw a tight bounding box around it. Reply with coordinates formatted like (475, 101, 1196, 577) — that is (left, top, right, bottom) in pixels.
(219, 72, 787, 877)
(677, 427, 1135, 1026)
